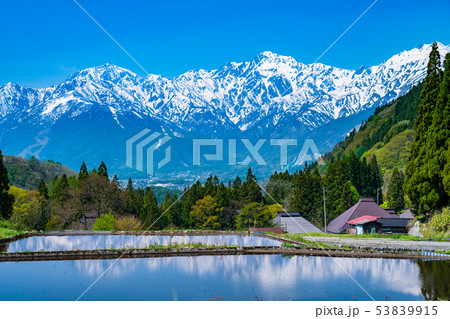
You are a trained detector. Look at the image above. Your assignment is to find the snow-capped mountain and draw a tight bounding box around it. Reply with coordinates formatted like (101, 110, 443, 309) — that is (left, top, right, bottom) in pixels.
(0, 43, 448, 176)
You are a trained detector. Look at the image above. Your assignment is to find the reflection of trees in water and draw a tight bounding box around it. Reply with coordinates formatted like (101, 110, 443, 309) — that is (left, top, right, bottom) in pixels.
(416, 260, 450, 300)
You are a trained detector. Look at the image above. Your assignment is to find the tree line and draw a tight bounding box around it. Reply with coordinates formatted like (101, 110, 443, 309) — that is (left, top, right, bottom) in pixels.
(1, 147, 386, 231)
(266, 153, 383, 227)
(1, 156, 281, 231)
(404, 42, 450, 215)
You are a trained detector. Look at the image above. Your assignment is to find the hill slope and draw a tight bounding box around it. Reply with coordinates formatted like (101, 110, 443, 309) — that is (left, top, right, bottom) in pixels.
(3, 155, 76, 190)
(323, 81, 423, 185)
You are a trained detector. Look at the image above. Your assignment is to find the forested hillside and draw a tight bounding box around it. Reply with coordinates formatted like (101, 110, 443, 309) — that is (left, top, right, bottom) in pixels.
(323, 81, 423, 185)
(322, 42, 449, 216)
(4, 155, 76, 190)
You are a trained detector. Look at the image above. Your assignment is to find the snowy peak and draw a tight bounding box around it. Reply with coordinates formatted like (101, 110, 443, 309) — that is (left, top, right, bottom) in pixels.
(65, 63, 139, 85)
(1, 43, 450, 136)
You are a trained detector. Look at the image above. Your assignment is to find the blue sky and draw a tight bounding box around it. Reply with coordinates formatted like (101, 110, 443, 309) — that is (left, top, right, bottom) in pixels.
(1, 0, 449, 88)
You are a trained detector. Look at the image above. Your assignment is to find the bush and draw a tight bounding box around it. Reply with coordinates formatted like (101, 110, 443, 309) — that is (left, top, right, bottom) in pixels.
(92, 212, 116, 231)
(115, 215, 143, 231)
(0, 220, 10, 229)
(425, 207, 450, 238)
(9, 186, 44, 230)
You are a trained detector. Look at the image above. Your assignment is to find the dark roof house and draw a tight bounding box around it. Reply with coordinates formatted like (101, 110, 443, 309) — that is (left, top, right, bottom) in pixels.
(274, 211, 323, 234)
(385, 209, 399, 218)
(327, 197, 392, 234)
(399, 209, 414, 219)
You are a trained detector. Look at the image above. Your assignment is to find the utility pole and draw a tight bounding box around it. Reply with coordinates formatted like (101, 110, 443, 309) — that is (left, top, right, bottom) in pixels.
(323, 186, 327, 233)
(377, 188, 380, 205)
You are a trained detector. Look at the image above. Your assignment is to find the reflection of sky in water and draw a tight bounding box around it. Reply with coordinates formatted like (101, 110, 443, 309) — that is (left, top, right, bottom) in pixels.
(0, 255, 428, 301)
(5, 234, 282, 252)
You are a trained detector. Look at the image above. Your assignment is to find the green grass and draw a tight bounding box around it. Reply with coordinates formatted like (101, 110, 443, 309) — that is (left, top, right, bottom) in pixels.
(280, 234, 342, 250)
(285, 232, 425, 241)
(145, 242, 239, 250)
(0, 228, 22, 239)
(435, 250, 450, 255)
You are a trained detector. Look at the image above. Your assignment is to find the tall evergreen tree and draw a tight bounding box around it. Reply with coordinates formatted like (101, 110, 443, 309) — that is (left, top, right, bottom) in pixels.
(36, 179, 50, 230)
(386, 169, 405, 213)
(79, 162, 88, 181)
(126, 178, 134, 191)
(231, 176, 242, 200)
(111, 174, 120, 188)
(337, 181, 357, 214)
(38, 178, 49, 200)
(443, 145, 450, 197)
(368, 155, 383, 199)
(143, 187, 160, 228)
(97, 161, 108, 179)
(425, 52, 450, 208)
(215, 182, 230, 208)
(168, 194, 183, 227)
(405, 42, 444, 213)
(240, 167, 263, 203)
(52, 174, 69, 202)
(325, 158, 349, 218)
(0, 150, 15, 219)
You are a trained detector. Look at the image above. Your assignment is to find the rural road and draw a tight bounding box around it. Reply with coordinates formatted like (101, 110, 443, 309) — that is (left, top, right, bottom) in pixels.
(305, 236, 450, 252)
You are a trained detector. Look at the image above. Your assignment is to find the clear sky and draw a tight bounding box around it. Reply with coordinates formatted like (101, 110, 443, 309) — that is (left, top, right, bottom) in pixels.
(1, 0, 449, 88)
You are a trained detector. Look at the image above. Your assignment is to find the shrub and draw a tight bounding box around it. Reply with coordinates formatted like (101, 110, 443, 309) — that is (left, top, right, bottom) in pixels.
(0, 220, 10, 229)
(9, 186, 44, 230)
(115, 215, 143, 231)
(92, 212, 116, 231)
(425, 207, 450, 238)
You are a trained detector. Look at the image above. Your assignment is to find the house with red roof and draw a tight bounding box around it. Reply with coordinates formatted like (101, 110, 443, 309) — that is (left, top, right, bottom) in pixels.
(327, 198, 413, 234)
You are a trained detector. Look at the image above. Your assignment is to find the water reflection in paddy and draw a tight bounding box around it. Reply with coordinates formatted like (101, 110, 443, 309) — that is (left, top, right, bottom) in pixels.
(3, 234, 282, 252)
(0, 255, 447, 301)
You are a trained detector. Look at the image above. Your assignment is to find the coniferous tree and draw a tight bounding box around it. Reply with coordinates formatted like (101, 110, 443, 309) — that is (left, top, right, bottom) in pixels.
(231, 176, 242, 200)
(79, 162, 88, 181)
(111, 174, 120, 188)
(0, 150, 15, 219)
(126, 178, 134, 191)
(52, 174, 69, 202)
(168, 193, 184, 227)
(347, 152, 364, 195)
(240, 167, 263, 203)
(215, 182, 229, 208)
(204, 175, 216, 196)
(426, 52, 450, 208)
(387, 169, 405, 213)
(443, 145, 450, 197)
(97, 161, 108, 179)
(36, 179, 50, 230)
(290, 168, 323, 225)
(368, 155, 383, 199)
(128, 187, 145, 220)
(156, 192, 171, 229)
(405, 42, 444, 213)
(325, 158, 349, 218)
(143, 187, 160, 228)
(38, 178, 49, 200)
(337, 181, 357, 214)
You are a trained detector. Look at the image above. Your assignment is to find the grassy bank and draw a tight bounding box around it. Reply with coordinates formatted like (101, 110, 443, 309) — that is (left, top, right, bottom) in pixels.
(284, 232, 425, 241)
(0, 228, 22, 239)
(143, 242, 239, 250)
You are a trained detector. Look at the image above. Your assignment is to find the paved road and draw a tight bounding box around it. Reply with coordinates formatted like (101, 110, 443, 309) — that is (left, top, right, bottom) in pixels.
(304, 236, 450, 251)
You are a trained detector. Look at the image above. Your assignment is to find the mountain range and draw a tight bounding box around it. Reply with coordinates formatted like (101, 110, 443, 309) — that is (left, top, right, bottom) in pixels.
(0, 42, 449, 178)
